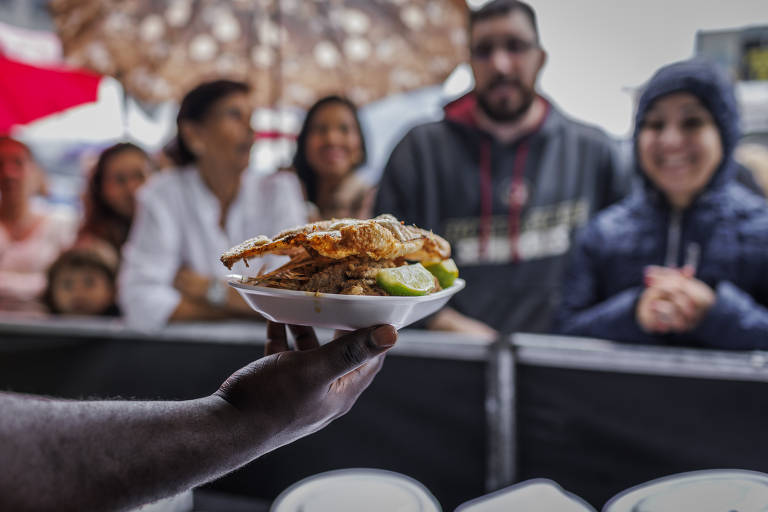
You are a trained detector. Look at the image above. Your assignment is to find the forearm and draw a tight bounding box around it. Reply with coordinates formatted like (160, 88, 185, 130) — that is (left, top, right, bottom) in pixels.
(427, 307, 498, 339)
(691, 281, 768, 349)
(168, 293, 257, 322)
(0, 393, 269, 512)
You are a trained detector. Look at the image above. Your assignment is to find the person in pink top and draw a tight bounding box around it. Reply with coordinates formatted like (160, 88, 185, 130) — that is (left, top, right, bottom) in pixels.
(0, 137, 76, 313)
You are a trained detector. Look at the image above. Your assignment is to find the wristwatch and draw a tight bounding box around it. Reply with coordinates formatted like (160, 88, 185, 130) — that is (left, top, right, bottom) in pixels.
(206, 279, 229, 307)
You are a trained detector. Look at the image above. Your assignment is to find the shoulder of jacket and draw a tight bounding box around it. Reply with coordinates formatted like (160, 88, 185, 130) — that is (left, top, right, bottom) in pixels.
(549, 108, 613, 147)
(721, 184, 768, 228)
(401, 119, 460, 141)
(586, 198, 642, 240)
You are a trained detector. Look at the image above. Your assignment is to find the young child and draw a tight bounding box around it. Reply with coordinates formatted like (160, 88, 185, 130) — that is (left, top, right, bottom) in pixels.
(42, 247, 119, 316)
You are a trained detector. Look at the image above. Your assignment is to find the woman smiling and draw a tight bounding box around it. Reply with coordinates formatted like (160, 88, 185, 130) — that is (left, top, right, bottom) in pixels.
(556, 59, 768, 348)
(118, 80, 307, 329)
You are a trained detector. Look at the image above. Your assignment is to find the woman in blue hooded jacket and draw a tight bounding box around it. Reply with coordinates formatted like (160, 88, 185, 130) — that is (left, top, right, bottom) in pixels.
(556, 59, 768, 349)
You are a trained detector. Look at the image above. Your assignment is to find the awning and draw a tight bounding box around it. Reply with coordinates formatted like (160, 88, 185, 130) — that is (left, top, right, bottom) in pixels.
(0, 53, 101, 133)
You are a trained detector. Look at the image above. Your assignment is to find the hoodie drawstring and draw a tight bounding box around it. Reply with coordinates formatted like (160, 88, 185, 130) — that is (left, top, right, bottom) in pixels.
(508, 139, 531, 262)
(475, 99, 549, 263)
(478, 140, 493, 260)
(477, 137, 531, 262)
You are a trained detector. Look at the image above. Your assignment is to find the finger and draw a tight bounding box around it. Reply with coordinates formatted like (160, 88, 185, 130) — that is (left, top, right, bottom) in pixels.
(334, 329, 353, 340)
(648, 278, 684, 298)
(333, 352, 387, 399)
(651, 300, 675, 328)
(315, 325, 397, 381)
(645, 265, 685, 284)
(666, 290, 697, 326)
(265, 321, 289, 355)
(680, 265, 696, 278)
(652, 298, 691, 332)
(289, 324, 320, 351)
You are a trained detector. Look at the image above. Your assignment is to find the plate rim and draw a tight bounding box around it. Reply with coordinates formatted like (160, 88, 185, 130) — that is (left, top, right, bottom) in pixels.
(227, 275, 465, 303)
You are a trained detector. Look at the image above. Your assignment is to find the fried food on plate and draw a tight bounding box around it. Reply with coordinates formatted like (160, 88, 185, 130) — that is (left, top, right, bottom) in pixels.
(220, 214, 455, 296)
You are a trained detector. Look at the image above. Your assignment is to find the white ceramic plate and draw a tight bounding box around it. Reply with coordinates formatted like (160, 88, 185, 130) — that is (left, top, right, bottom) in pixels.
(228, 276, 465, 330)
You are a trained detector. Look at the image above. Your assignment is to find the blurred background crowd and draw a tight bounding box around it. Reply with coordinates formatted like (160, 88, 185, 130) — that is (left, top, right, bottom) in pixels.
(1, 0, 767, 347)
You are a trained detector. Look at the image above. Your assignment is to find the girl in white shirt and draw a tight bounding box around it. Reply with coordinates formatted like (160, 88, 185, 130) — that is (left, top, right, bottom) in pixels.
(118, 80, 307, 330)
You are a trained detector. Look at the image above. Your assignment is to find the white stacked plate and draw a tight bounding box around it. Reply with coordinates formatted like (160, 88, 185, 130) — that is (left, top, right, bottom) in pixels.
(270, 468, 442, 512)
(228, 276, 465, 330)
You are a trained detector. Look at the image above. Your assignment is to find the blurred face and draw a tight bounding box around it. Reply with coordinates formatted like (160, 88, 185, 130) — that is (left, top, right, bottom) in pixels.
(638, 93, 723, 209)
(0, 139, 36, 199)
(52, 266, 114, 315)
(101, 150, 151, 218)
(304, 102, 364, 180)
(470, 10, 546, 122)
(183, 92, 254, 173)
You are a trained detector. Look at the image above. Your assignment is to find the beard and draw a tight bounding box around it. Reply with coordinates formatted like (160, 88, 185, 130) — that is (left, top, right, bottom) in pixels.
(476, 77, 536, 123)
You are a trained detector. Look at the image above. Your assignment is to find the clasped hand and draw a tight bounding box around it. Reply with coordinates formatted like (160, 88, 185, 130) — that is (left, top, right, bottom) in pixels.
(636, 265, 715, 334)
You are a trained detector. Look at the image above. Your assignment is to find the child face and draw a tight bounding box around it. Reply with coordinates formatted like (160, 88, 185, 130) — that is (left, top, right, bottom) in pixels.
(52, 266, 114, 315)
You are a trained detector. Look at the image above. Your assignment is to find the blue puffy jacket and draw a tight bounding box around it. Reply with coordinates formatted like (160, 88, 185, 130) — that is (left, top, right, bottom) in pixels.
(555, 59, 768, 349)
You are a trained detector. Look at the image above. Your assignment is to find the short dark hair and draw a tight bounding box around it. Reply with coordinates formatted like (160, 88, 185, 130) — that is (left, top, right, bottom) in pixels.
(292, 95, 367, 204)
(469, 0, 540, 43)
(165, 79, 251, 166)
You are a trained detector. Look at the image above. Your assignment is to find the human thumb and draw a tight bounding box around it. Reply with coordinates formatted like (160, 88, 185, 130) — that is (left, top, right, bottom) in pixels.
(316, 325, 397, 381)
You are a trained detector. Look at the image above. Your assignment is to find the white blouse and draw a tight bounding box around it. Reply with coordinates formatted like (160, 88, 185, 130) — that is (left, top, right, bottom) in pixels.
(118, 167, 307, 330)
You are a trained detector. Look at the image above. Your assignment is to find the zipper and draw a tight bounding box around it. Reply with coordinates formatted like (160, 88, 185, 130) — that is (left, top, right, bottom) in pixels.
(664, 209, 700, 271)
(665, 210, 682, 267)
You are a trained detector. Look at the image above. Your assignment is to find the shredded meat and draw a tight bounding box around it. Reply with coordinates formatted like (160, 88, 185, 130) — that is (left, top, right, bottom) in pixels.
(246, 255, 406, 295)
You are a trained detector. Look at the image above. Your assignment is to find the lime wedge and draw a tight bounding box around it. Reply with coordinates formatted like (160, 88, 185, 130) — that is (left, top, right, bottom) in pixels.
(424, 258, 459, 289)
(376, 263, 436, 296)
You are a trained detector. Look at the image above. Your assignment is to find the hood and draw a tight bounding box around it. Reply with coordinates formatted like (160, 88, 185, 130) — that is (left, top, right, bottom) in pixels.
(442, 91, 554, 139)
(633, 58, 740, 194)
(444, 92, 480, 129)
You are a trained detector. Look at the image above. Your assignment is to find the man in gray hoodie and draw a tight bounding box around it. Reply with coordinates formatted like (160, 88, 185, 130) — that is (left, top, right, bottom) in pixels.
(375, 0, 629, 338)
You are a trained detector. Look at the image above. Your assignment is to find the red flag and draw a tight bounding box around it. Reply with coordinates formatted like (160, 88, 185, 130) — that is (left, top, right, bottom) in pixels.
(0, 54, 101, 133)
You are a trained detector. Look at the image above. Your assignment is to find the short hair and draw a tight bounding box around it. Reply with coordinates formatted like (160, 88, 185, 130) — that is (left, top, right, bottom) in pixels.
(469, 0, 540, 43)
(165, 79, 251, 166)
(292, 95, 367, 204)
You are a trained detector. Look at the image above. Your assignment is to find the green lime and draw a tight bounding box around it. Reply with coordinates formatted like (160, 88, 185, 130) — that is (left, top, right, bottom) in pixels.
(376, 263, 436, 296)
(424, 258, 459, 288)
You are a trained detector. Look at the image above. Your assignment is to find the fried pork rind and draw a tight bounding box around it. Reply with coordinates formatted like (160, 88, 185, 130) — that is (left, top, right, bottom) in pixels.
(220, 214, 450, 270)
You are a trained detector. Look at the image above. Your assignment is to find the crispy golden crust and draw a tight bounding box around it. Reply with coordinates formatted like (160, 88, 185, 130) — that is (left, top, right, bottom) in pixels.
(220, 214, 450, 269)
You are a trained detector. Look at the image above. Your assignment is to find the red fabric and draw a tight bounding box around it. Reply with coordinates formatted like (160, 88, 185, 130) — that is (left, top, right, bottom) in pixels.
(478, 139, 492, 260)
(443, 92, 478, 126)
(0, 54, 101, 133)
(254, 131, 297, 140)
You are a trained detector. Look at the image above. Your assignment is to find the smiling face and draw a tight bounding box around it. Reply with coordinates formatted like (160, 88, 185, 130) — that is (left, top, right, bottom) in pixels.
(638, 92, 723, 209)
(470, 10, 546, 122)
(304, 102, 364, 181)
(182, 92, 255, 173)
(101, 149, 151, 218)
